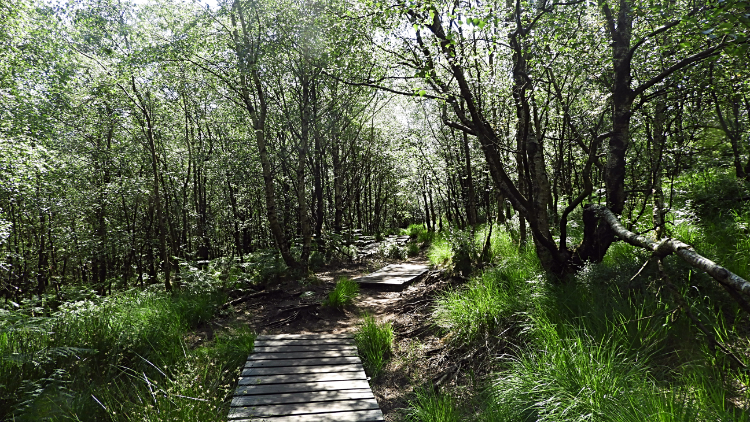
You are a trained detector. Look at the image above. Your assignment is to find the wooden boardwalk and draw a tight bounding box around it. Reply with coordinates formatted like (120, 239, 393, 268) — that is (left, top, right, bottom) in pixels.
(229, 334, 384, 421)
(354, 263, 429, 289)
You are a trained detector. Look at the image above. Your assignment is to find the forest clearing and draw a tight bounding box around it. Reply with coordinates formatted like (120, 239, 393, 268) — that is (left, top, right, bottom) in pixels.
(2, 0, 750, 420)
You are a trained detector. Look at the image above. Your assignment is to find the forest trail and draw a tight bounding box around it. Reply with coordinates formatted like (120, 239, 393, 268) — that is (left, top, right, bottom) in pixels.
(218, 253, 440, 421)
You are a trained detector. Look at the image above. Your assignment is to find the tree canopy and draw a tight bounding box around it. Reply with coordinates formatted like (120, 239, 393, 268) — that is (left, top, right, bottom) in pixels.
(0, 0, 749, 298)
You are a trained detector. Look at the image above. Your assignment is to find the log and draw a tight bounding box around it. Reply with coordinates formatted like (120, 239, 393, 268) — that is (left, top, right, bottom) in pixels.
(592, 205, 750, 297)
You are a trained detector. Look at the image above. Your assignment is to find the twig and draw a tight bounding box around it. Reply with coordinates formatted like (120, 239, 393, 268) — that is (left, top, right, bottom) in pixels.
(265, 312, 299, 328)
(220, 289, 276, 310)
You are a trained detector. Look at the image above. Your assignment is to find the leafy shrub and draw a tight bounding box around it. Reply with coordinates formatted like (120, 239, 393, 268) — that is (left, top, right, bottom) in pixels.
(683, 168, 750, 217)
(408, 223, 435, 244)
(384, 243, 407, 260)
(322, 277, 359, 309)
(354, 314, 393, 377)
(447, 228, 479, 275)
(308, 250, 326, 269)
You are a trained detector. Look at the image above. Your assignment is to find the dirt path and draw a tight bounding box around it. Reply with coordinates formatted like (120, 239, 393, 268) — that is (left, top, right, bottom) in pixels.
(205, 252, 461, 421)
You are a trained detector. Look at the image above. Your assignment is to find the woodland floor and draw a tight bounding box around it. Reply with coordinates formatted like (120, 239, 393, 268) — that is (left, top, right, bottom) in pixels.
(186, 250, 488, 421)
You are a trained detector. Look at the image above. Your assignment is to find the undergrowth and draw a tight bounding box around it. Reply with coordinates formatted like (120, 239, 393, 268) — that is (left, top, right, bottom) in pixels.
(416, 173, 750, 421)
(0, 260, 256, 421)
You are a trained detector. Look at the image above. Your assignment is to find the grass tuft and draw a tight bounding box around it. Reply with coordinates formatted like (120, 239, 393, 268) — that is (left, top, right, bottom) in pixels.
(322, 277, 359, 309)
(354, 314, 393, 377)
(407, 386, 463, 422)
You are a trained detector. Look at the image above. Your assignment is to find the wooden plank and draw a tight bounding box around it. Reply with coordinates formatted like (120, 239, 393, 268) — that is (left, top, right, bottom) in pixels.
(229, 398, 380, 418)
(231, 389, 374, 407)
(230, 409, 384, 422)
(248, 350, 359, 360)
(245, 356, 361, 368)
(354, 263, 429, 288)
(256, 334, 353, 340)
(238, 370, 367, 385)
(243, 364, 364, 376)
(254, 338, 355, 347)
(231, 333, 383, 422)
(234, 379, 371, 396)
(254, 344, 358, 353)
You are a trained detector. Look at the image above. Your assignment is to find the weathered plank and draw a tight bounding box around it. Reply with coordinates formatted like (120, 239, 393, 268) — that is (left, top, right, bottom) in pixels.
(244, 356, 361, 368)
(256, 333, 353, 340)
(238, 370, 367, 385)
(231, 333, 383, 422)
(254, 338, 355, 347)
(248, 350, 359, 360)
(354, 263, 429, 289)
(254, 344, 358, 353)
(230, 409, 385, 422)
(243, 363, 364, 376)
(234, 379, 372, 396)
(229, 398, 381, 418)
(231, 389, 374, 407)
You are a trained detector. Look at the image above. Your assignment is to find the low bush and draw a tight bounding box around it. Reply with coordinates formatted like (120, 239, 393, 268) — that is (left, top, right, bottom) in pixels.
(322, 277, 359, 309)
(384, 243, 407, 260)
(354, 314, 393, 377)
(308, 250, 326, 269)
(408, 223, 434, 244)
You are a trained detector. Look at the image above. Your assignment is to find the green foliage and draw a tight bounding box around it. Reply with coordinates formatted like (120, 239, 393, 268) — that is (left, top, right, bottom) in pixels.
(425, 220, 750, 422)
(682, 168, 750, 218)
(96, 326, 256, 422)
(427, 234, 452, 267)
(0, 287, 234, 421)
(427, 224, 538, 277)
(322, 277, 360, 309)
(309, 250, 326, 269)
(408, 223, 434, 244)
(382, 243, 407, 260)
(241, 250, 289, 286)
(407, 241, 420, 257)
(354, 314, 393, 377)
(407, 387, 463, 422)
(433, 257, 538, 346)
(483, 322, 654, 422)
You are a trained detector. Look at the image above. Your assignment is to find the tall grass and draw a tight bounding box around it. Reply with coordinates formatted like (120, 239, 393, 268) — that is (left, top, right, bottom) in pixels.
(433, 227, 540, 345)
(408, 223, 435, 244)
(407, 387, 463, 422)
(354, 314, 393, 377)
(416, 208, 750, 421)
(0, 262, 257, 421)
(322, 277, 360, 309)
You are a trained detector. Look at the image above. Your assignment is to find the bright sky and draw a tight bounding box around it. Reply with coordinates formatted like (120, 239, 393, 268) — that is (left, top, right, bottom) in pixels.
(130, 0, 220, 10)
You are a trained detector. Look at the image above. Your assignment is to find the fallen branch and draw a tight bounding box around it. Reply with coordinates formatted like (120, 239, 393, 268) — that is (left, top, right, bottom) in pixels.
(220, 289, 277, 310)
(591, 205, 750, 297)
(265, 312, 299, 328)
(657, 259, 747, 369)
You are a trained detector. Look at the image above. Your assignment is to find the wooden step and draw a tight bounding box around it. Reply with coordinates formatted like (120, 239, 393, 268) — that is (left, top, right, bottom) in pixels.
(230, 333, 384, 421)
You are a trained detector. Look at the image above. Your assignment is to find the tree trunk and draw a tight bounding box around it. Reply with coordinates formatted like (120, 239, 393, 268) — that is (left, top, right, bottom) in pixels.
(231, 0, 296, 269)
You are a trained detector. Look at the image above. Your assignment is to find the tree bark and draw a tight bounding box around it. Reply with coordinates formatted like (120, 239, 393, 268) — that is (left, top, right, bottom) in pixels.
(231, 0, 296, 269)
(592, 204, 750, 296)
